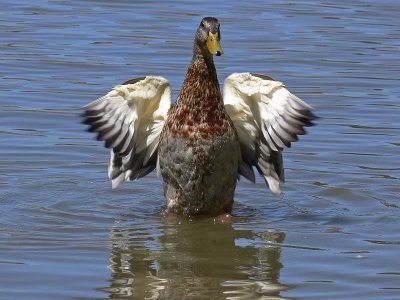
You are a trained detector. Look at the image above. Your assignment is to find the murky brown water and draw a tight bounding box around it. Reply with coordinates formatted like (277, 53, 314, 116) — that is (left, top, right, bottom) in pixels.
(1, 0, 399, 299)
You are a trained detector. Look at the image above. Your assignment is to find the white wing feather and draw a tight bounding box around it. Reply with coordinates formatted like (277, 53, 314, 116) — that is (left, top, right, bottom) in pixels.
(224, 72, 315, 194)
(83, 76, 171, 188)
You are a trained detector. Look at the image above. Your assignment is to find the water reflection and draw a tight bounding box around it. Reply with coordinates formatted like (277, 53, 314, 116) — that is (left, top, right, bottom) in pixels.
(105, 215, 287, 299)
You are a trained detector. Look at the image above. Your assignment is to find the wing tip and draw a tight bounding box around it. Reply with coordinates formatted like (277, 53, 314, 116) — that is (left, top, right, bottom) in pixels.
(265, 176, 282, 195)
(239, 162, 256, 183)
(111, 173, 125, 189)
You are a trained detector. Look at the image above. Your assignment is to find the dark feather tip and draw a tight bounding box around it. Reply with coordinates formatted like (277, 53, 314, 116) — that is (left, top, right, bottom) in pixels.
(310, 112, 319, 120)
(82, 118, 93, 125)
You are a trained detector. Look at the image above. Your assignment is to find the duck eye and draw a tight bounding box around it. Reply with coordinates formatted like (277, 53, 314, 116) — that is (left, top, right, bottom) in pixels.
(201, 22, 205, 28)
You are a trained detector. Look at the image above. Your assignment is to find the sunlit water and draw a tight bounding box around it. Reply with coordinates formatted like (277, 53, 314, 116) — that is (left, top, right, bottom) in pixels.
(1, 0, 399, 299)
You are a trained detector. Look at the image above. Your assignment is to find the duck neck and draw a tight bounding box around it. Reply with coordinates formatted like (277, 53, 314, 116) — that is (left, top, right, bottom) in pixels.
(177, 57, 220, 107)
(191, 42, 218, 83)
(173, 48, 223, 126)
(173, 38, 222, 109)
(169, 44, 227, 133)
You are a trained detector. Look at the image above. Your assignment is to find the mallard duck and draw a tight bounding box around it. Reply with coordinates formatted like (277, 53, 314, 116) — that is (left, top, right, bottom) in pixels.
(83, 17, 315, 216)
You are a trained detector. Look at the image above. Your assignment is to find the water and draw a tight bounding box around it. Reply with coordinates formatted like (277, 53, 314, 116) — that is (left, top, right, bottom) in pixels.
(1, 0, 399, 299)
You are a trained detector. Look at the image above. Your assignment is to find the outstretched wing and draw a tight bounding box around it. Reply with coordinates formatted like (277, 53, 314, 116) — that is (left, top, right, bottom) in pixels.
(83, 76, 171, 188)
(223, 72, 316, 194)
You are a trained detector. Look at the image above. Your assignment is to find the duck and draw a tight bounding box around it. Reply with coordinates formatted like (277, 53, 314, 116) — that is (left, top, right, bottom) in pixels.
(83, 17, 315, 216)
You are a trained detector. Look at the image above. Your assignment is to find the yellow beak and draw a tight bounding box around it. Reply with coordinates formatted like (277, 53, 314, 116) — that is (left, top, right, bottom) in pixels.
(206, 32, 223, 56)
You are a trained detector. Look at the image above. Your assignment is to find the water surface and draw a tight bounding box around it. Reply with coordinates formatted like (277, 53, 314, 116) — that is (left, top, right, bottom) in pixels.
(1, 0, 399, 299)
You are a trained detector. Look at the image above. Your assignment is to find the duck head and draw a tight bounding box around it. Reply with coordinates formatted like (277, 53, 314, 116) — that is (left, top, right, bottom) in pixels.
(194, 17, 223, 59)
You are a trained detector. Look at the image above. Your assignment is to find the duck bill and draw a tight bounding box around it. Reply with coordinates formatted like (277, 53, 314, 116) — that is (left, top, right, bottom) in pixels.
(206, 32, 223, 56)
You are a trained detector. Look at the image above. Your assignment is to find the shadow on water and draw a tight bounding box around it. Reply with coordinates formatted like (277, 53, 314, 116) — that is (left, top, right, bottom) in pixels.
(103, 214, 288, 299)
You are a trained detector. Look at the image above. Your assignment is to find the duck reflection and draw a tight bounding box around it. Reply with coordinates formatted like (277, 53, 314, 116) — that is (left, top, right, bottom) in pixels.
(105, 215, 287, 299)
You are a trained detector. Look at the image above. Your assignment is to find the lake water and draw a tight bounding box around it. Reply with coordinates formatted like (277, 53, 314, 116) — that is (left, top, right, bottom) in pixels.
(1, 0, 399, 299)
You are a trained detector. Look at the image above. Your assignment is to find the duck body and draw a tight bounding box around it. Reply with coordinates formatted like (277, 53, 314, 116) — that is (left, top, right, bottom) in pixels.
(159, 58, 240, 215)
